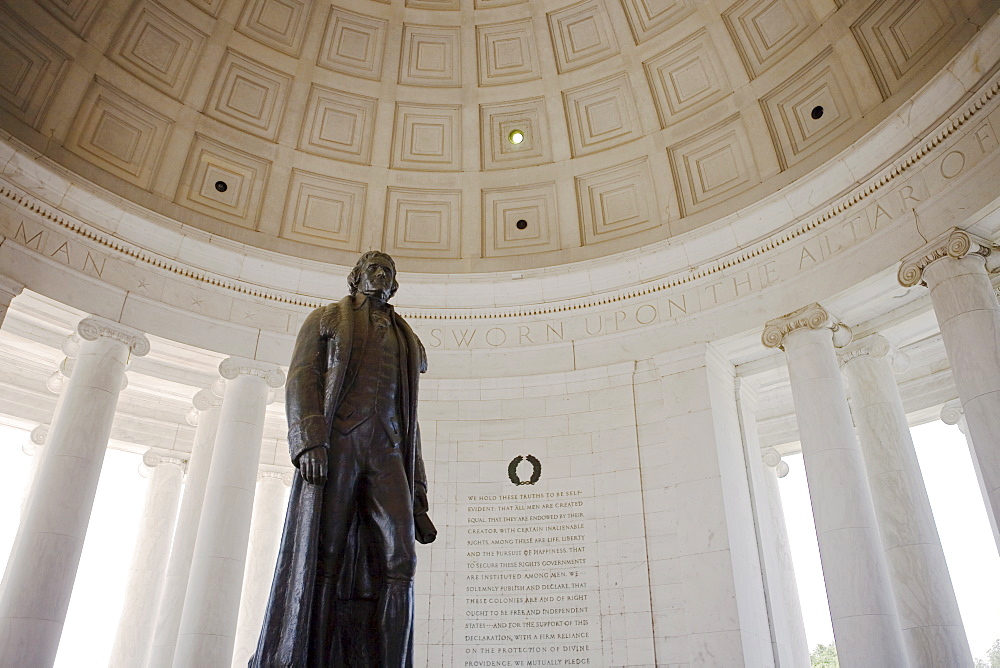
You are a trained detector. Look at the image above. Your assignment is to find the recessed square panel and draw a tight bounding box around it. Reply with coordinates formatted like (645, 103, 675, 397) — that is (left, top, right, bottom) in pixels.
(760, 48, 859, 168)
(237, 0, 313, 57)
(723, 0, 816, 79)
(108, 1, 207, 100)
(852, 0, 957, 98)
(399, 24, 462, 87)
(667, 114, 758, 215)
(477, 19, 540, 86)
(563, 72, 642, 157)
(176, 133, 271, 229)
(298, 84, 377, 164)
(280, 169, 366, 250)
(575, 157, 659, 244)
(643, 29, 730, 128)
(483, 183, 560, 257)
(384, 188, 462, 258)
(392, 103, 462, 171)
(318, 7, 388, 81)
(619, 0, 695, 44)
(0, 5, 70, 128)
(547, 0, 620, 73)
(480, 97, 552, 170)
(66, 77, 174, 189)
(204, 49, 292, 141)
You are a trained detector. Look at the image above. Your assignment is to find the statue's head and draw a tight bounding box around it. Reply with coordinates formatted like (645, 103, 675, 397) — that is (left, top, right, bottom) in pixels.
(348, 251, 399, 301)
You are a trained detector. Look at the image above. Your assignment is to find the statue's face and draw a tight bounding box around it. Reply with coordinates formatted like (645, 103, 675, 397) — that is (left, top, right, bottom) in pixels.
(357, 257, 395, 302)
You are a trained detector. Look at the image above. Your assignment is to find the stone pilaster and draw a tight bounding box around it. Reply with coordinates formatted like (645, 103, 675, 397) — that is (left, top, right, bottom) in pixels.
(0, 274, 23, 330)
(763, 304, 908, 668)
(109, 451, 187, 668)
(840, 334, 971, 666)
(899, 228, 1000, 552)
(172, 358, 285, 668)
(0, 316, 148, 667)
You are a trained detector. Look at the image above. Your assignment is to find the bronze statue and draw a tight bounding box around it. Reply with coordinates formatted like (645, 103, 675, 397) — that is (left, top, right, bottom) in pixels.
(251, 251, 434, 667)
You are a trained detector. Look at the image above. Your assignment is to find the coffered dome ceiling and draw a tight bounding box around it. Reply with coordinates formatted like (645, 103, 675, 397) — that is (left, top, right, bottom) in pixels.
(0, 0, 994, 273)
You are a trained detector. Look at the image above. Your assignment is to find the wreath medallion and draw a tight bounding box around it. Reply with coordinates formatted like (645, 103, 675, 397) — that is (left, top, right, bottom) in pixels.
(508, 455, 542, 486)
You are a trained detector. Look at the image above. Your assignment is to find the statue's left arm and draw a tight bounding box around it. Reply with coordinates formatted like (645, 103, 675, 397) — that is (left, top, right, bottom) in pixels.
(286, 305, 330, 467)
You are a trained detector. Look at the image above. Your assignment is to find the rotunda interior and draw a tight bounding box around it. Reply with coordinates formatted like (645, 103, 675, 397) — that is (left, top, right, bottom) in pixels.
(1, 0, 1000, 665)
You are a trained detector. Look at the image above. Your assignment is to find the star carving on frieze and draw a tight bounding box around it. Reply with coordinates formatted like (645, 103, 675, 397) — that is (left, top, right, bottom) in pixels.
(190, 297, 204, 308)
(242, 310, 256, 321)
(136, 279, 150, 290)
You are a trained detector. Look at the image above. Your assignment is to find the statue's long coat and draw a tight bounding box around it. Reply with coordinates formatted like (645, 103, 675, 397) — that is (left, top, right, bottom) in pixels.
(250, 294, 427, 667)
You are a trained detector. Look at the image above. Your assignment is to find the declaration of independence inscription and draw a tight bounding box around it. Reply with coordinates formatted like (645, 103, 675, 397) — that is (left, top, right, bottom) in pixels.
(457, 478, 598, 667)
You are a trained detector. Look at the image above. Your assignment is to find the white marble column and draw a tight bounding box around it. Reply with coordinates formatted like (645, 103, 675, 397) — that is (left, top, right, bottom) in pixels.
(840, 334, 972, 666)
(763, 304, 908, 668)
(147, 384, 224, 668)
(737, 379, 810, 668)
(0, 275, 23, 329)
(172, 358, 284, 668)
(231, 469, 292, 668)
(108, 451, 186, 668)
(941, 400, 1000, 543)
(0, 316, 148, 667)
(900, 228, 1000, 550)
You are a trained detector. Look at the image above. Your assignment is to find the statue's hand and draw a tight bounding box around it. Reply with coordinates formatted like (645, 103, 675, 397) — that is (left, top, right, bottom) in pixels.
(299, 447, 328, 485)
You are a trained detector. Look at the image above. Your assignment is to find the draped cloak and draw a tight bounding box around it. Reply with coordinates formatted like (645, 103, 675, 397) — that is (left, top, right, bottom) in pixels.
(249, 294, 428, 667)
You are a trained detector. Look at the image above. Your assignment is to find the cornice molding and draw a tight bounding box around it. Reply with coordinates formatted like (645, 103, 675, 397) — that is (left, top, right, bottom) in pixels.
(898, 228, 994, 287)
(219, 357, 286, 388)
(76, 316, 150, 356)
(761, 303, 852, 350)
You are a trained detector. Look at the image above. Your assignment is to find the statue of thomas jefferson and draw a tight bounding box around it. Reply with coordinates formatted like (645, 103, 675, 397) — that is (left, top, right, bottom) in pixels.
(251, 251, 434, 667)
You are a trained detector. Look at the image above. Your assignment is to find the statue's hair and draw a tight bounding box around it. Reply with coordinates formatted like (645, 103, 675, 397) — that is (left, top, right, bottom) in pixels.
(348, 251, 399, 298)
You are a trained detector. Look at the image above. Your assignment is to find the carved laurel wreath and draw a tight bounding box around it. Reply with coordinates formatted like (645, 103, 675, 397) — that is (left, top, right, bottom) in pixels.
(508, 454, 542, 486)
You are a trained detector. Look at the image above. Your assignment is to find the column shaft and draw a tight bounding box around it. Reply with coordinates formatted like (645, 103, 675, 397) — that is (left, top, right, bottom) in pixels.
(737, 381, 810, 668)
(0, 317, 147, 668)
(231, 472, 289, 668)
(172, 359, 283, 667)
(765, 305, 908, 668)
(109, 453, 185, 668)
(942, 401, 1000, 541)
(842, 339, 972, 666)
(147, 389, 223, 668)
(923, 254, 1000, 550)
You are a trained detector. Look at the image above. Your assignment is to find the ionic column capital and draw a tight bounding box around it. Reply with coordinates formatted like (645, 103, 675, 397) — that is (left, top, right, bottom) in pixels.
(257, 469, 294, 486)
(761, 448, 789, 478)
(24, 424, 48, 455)
(142, 450, 188, 473)
(837, 333, 910, 373)
(940, 399, 966, 432)
(898, 228, 995, 287)
(219, 357, 285, 388)
(762, 303, 852, 350)
(76, 316, 150, 357)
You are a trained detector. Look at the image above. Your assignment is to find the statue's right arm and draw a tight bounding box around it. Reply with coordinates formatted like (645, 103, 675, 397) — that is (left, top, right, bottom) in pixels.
(286, 305, 330, 471)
